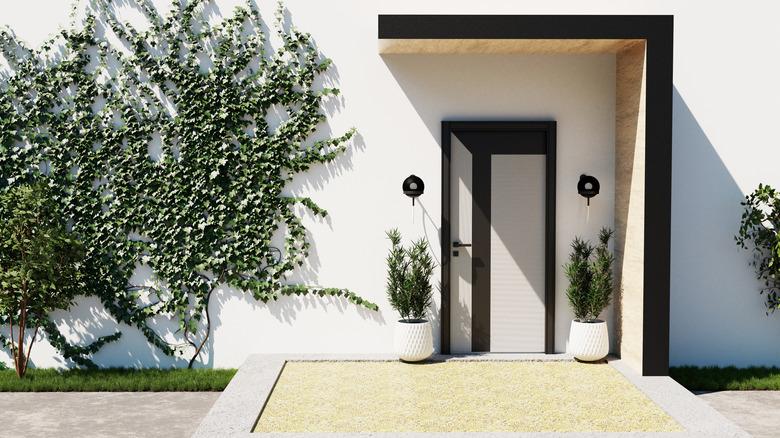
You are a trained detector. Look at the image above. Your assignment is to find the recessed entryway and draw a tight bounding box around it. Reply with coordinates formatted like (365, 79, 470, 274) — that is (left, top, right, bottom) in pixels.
(379, 15, 673, 376)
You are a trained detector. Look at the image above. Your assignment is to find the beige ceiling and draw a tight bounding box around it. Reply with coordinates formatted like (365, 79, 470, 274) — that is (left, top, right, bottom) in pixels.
(378, 39, 644, 55)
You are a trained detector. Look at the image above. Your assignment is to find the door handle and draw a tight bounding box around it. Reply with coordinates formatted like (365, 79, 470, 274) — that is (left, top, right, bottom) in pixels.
(453, 241, 472, 248)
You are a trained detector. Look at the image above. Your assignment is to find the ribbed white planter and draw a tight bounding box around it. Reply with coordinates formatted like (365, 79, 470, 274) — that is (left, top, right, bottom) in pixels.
(568, 319, 609, 362)
(393, 319, 433, 362)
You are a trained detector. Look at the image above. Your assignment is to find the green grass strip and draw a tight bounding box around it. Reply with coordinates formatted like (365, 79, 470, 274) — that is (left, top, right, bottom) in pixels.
(0, 368, 237, 392)
(671, 366, 780, 391)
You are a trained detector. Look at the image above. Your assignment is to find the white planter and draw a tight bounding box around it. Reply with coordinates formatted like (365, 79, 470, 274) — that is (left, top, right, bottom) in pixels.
(393, 319, 433, 362)
(568, 319, 609, 362)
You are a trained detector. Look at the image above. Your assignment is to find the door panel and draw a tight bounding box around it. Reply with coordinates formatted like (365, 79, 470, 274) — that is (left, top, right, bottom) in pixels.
(489, 155, 546, 352)
(450, 136, 473, 354)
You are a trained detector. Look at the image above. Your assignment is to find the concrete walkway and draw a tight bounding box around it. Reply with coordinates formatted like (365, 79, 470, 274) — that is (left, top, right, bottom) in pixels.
(0, 392, 220, 438)
(699, 391, 780, 438)
(1, 389, 774, 437)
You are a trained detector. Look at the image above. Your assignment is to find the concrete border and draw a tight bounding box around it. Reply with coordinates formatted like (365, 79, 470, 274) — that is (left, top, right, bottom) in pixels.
(192, 354, 750, 438)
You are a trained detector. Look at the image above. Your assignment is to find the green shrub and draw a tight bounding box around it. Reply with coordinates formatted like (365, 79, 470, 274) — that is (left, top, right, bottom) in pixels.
(564, 228, 615, 322)
(385, 229, 435, 322)
(736, 184, 780, 313)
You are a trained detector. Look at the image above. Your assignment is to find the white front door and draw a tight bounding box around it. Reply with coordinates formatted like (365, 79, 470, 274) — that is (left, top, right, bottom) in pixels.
(449, 125, 551, 353)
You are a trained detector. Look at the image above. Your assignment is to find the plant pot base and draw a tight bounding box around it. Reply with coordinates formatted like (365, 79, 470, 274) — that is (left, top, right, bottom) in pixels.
(568, 320, 609, 362)
(394, 319, 433, 362)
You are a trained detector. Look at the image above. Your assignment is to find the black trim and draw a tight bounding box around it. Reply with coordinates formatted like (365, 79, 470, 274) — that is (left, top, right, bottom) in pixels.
(545, 127, 557, 355)
(443, 121, 556, 354)
(379, 15, 671, 40)
(472, 150, 491, 351)
(454, 131, 547, 155)
(393, 15, 674, 376)
(642, 18, 674, 377)
(441, 122, 452, 355)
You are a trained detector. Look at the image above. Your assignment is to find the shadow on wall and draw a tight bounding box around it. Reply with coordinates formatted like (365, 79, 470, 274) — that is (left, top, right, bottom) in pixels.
(670, 87, 780, 367)
(416, 198, 442, 352)
(51, 296, 190, 369)
(187, 285, 387, 368)
(284, 133, 367, 286)
(381, 54, 559, 140)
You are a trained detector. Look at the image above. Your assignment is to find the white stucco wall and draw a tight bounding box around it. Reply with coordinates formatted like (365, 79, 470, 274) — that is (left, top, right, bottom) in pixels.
(2, 0, 780, 369)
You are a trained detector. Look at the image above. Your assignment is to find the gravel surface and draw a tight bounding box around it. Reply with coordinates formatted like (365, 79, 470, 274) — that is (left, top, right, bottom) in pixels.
(255, 360, 681, 433)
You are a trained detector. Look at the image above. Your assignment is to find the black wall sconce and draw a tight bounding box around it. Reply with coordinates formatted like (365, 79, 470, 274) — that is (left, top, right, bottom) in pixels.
(577, 174, 600, 206)
(403, 175, 424, 205)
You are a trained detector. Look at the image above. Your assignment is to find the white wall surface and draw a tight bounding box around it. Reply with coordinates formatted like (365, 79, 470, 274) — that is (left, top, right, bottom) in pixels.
(1, 0, 779, 368)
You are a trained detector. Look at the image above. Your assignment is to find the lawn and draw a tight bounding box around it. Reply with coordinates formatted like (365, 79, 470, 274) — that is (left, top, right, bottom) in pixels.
(255, 361, 681, 433)
(671, 365, 780, 391)
(0, 368, 236, 392)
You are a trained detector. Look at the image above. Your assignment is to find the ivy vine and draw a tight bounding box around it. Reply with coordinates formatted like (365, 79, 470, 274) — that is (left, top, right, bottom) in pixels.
(0, 0, 377, 368)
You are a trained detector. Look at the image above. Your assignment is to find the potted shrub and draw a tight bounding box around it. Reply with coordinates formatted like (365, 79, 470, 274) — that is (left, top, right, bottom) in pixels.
(736, 184, 780, 313)
(564, 227, 615, 362)
(385, 229, 435, 362)
(0, 183, 85, 377)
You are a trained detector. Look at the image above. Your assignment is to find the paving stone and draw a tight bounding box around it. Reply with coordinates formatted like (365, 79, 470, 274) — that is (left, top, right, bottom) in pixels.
(0, 392, 219, 438)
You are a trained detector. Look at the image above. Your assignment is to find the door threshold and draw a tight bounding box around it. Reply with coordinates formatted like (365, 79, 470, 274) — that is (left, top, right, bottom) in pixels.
(430, 352, 573, 362)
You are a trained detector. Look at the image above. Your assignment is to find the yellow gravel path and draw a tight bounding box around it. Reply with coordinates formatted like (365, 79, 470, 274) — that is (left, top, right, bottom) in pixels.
(254, 361, 682, 433)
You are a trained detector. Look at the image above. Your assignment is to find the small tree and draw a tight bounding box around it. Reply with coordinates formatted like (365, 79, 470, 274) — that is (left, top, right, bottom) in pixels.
(564, 228, 615, 322)
(736, 184, 780, 313)
(385, 229, 434, 322)
(0, 184, 84, 377)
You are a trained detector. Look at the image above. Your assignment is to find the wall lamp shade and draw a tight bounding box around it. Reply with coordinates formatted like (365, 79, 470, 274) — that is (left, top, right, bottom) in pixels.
(577, 174, 600, 206)
(403, 175, 424, 205)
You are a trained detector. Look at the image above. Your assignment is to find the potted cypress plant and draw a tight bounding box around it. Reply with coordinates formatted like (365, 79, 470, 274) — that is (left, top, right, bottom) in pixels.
(385, 229, 435, 362)
(564, 227, 615, 362)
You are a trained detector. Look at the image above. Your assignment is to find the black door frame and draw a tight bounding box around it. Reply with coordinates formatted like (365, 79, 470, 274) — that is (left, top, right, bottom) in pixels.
(442, 121, 556, 354)
(380, 15, 673, 375)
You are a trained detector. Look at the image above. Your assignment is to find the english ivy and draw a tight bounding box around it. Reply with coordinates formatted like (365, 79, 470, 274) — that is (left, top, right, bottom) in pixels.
(0, 0, 377, 368)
